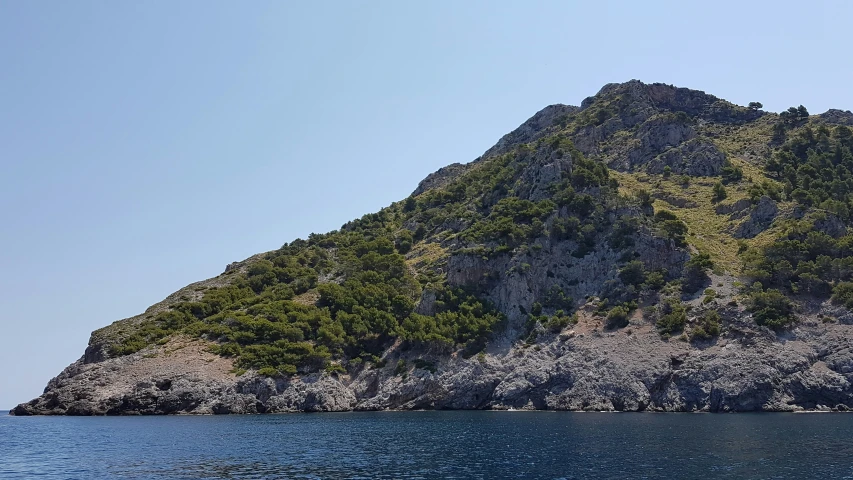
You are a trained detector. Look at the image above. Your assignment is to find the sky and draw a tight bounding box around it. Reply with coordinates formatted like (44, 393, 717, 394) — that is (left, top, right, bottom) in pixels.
(1, 0, 852, 409)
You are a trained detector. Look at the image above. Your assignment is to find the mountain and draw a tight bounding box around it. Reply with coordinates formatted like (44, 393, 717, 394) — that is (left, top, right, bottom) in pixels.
(13, 80, 853, 415)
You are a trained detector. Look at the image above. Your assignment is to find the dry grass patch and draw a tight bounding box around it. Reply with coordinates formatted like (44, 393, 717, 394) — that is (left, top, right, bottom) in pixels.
(293, 289, 320, 306)
(406, 241, 448, 270)
(615, 169, 781, 275)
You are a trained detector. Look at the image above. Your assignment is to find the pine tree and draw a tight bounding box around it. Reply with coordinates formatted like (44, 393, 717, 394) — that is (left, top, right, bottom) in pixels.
(712, 181, 727, 203)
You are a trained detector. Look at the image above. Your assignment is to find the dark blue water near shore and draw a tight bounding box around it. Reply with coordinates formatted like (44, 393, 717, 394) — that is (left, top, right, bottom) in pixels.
(3, 410, 853, 479)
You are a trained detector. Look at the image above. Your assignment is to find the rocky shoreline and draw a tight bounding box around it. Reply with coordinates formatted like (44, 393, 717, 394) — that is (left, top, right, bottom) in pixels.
(13, 303, 853, 415)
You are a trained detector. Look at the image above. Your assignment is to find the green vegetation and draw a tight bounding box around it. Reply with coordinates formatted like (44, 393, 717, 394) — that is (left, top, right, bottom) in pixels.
(654, 210, 688, 246)
(656, 300, 687, 336)
(103, 85, 853, 371)
(691, 310, 722, 340)
(712, 182, 727, 203)
(399, 288, 504, 352)
(747, 289, 795, 330)
(832, 282, 853, 309)
(545, 310, 577, 332)
(765, 125, 853, 219)
(109, 225, 504, 374)
(741, 216, 853, 297)
(779, 105, 810, 127)
(720, 160, 743, 184)
(105, 134, 622, 373)
(742, 126, 853, 301)
(730, 124, 853, 328)
(605, 306, 630, 330)
(618, 261, 646, 287)
(682, 253, 713, 293)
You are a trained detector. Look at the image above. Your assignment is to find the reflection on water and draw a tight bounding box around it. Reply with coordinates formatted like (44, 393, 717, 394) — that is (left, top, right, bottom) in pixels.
(3, 411, 853, 479)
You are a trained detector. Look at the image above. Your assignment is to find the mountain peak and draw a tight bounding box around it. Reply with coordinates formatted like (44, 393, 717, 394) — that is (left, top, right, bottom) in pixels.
(475, 81, 765, 184)
(582, 79, 764, 124)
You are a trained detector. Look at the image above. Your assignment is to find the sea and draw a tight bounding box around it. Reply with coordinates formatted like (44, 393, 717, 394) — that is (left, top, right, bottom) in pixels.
(2, 410, 853, 479)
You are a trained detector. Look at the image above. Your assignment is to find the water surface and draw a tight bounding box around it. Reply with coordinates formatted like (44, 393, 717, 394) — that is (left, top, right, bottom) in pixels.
(2, 410, 852, 479)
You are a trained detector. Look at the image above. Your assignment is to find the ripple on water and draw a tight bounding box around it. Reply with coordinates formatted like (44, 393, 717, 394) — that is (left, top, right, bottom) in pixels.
(3, 412, 853, 479)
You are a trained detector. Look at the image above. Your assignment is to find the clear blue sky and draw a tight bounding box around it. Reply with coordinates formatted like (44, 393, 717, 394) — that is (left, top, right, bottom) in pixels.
(2, 1, 851, 409)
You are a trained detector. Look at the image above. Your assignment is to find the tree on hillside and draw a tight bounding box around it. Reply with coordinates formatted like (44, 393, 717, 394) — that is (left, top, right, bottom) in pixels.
(780, 105, 809, 126)
(748, 102, 763, 110)
(712, 182, 727, 203)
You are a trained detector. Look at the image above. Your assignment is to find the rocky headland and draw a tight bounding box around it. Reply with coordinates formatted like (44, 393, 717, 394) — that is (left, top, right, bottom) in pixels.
(14, 80, 853, 414)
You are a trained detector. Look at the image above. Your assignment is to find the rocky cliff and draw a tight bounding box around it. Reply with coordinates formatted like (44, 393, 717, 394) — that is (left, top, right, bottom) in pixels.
(13, 80, 853, 414)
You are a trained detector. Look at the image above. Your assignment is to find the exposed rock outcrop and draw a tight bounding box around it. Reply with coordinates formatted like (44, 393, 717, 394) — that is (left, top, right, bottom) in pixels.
(412, 163, 469, 196)
(483, 104, 579, 159)
(564, 82, 743, 176)
(14, 311, 853, 414)
(646, 139, 726, 177)
(819, 109, 853, 126)
(734, 196, 779, 238)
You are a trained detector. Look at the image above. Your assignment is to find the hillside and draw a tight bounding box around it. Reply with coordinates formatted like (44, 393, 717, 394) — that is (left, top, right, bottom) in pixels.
(13, 80, 853, 415)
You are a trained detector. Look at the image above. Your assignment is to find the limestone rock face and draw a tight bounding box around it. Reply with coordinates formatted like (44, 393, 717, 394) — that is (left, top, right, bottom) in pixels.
(483, 104, 579, 158)
(715, 198, 752, 216)
(634, 117, 696, 159)
(412, 163, 469, 196)
(814, 214, 847, 238)
(562, 82, 748, 177)
(444, 219, 687, 332)
(734, 196, 779, 239)
(646, 139, 726, 177)
(515, 151, 573, 202)
(819, 109, 853, 126)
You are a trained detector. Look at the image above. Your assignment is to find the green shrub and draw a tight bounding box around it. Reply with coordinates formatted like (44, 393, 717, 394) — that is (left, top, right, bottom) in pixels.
(691, 310, 721, 340)
(403, 197, 417, 212)
(531, 302, 542, 316)
(546, 311, 577, 332)
(395, 359, 407, 375)
(395, 230, 414, 254)
(637, 189, 652, 207)
(643, 271, 666, 291)
(654, 210, 688, 245)
(831, 282, 853, 309)
(325, 363, 346, 375)
(657, 301, 686, 335)
(711, 182, 727, 203)
(683, 253, 713, 293)
(543, 286, 574, 311)
(721, 160, 743, 183)
(609, 216, 639, 250)
(605, 306, 629, 329)
(619, 260, 647, 287)
(747, 289, 795, 330)
(257, 366, 279, 377)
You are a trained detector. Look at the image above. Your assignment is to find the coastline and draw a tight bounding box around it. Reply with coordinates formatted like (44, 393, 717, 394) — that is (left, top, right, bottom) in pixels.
(16, 315, 853, 416)
(10, 404, 853, 416)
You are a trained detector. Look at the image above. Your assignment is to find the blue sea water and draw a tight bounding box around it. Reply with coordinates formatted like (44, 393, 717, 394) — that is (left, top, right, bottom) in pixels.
(2, 410, 853, 479)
